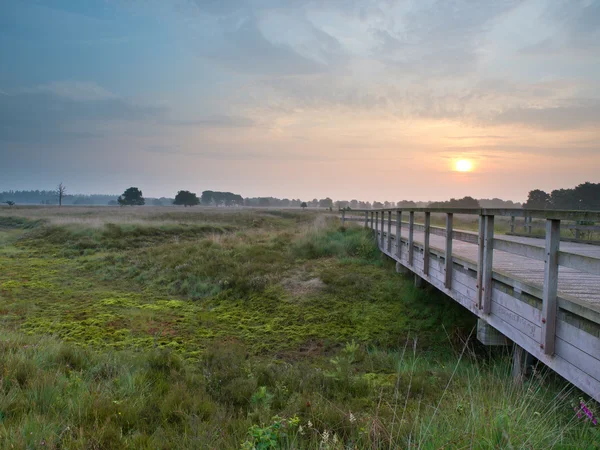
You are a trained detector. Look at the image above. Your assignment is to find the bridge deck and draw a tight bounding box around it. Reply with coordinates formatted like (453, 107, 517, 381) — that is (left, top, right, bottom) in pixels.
(393, 226, 600, 307)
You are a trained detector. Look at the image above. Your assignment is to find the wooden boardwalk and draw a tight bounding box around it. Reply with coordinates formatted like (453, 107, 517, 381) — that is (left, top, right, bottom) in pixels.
(343, 208, 600, 402)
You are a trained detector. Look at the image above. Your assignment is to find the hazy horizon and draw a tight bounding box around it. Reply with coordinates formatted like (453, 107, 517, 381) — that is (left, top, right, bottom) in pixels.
(2, 0, 599, 202)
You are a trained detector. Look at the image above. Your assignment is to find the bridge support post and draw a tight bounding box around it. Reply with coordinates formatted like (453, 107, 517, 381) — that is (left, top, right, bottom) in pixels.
(408, 211, 415, 266)
(512, 344, 535, 385)
(375, 212, 379, 241)
(414, 274, 424, 288)
(444, 213, 453, 289)
(477, 319, 507, 346)
(395, 211, 402, 261)
(364, 211, 368, 228)
(481, 215, 495, 314)
(341, 209, 346, 226)
(380, 210, 385, 248)
(423, 212, 431, 276)
(541, 219, 560, 355)
(510, 216, 515, 233)
(387, 210, 392, 253)
(396, 262, 409, 274)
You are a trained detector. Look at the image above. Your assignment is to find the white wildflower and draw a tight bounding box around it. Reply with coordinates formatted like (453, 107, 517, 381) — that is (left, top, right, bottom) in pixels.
(298, 425, 305, 435)
(333, 433, 338, 444)
(322, 430, 330, 443)
(307, 420, 313, 428)
(349, 412, 356, 424)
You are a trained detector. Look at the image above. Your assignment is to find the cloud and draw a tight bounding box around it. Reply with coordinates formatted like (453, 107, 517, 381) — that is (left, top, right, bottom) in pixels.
(489, 100, 600, 130)
(0, 81, 165, 144)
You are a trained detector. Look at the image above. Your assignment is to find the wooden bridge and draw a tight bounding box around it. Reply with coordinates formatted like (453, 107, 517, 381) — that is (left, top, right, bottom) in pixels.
(341, 208, 600, 401)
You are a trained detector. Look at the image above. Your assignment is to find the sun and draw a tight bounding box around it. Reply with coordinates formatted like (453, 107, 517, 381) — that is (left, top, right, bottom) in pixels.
(454, 159, 474, 172)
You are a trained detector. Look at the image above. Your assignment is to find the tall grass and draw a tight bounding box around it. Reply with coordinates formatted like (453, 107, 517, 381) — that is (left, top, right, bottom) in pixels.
(0, 209, 596, 448)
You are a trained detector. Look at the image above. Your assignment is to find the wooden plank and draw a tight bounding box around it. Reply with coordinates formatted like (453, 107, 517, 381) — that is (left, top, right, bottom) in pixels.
(477, 215, 484, 310)
(445, 213, 453, 289)
(424, 212, 430, 276)
(555, 338, 600, 383)
(396, 211, 402, 260)
(408, 211, 415, 266)
(542, 219, 560, 355)
(558, 251, 600, 276)
(493, 239, 545, 261)
(482, 215, 495, 314)
(387, 210, 392, 253)
(556, 320, 600, 362)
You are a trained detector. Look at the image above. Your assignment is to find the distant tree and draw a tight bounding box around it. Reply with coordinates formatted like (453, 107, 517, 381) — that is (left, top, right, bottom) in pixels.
(173, 190, 200, 207)
(350, 199, 358, 209)
(524, 189, 550, 209)
(152, 198, 164, 206)
(396, 200, 417, 208)
(118, 187, 145, 206)
(258, 197, 270, 207)
(318, 197, 333, 208)
(428, 196, 480, 208)
(300, 202, 307, 210)
(4, 201, 15, 207)
(373, 201, 384, 209)
(572, 182, 600, 210)
(57, 183, 66, 207)
(108, 200, 118, 206)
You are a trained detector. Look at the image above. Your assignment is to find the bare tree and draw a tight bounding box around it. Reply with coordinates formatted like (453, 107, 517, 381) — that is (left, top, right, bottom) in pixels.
(57, 182, 66, 207)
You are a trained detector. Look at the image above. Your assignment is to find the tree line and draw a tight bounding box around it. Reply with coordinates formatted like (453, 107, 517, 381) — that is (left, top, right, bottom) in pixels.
(524, 182, 600, 210)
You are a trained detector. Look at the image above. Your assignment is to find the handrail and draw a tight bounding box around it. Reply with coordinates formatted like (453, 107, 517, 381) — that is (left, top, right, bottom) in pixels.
(343, 207, 600, 221)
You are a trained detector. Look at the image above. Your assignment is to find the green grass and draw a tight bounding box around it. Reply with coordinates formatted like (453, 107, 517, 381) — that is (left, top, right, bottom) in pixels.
(0, 208, 597, 448)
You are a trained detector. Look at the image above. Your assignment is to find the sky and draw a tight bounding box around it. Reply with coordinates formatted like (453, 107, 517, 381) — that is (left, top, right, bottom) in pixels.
(1, 0, 599, 202)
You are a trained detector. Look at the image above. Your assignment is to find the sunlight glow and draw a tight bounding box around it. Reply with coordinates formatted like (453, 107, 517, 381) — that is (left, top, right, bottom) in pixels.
(454, 159, 474, 172)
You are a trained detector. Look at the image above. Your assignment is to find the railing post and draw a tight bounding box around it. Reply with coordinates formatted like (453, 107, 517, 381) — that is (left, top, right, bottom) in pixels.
(375, 212, 379, 241)
(527, 216, 532, 235)
(341, 209, 346, 226)
(523, 215, 528, 233)
(510, 216, 515, 233)
(476, 215, 485, 309)
(364, 211, 368, 228)
(408, 211, 415, 266)
(541, 219, 560, 355)
(395, 210, 402, 260)
(575, 221, 581, 240)
(387, 210, 392, 252)
(380, 210, 385, 248)
(423, 212, 430, 276)
(445, 213, 453, 289)
(482, 215, 495, 314)
(370, 211, 374, 229)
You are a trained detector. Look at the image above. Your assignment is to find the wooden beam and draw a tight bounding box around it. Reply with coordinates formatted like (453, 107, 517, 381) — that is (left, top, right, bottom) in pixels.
(482, 215, 495, 314)
(387, 210, 392, 252)
(423, 212, 430, 276)
(542, 219, 560, 355)
(408, 211, 415, 266)
(476, 215, 484, 310)
(396, 211, 402, 260)
(445, 213, 453, 289)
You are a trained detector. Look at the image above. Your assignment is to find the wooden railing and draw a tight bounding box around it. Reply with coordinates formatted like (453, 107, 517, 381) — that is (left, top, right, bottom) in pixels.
(339, 207, 600, 401)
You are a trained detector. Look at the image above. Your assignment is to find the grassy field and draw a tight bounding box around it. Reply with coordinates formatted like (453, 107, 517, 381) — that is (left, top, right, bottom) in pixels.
(0, 206, 598, 449)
